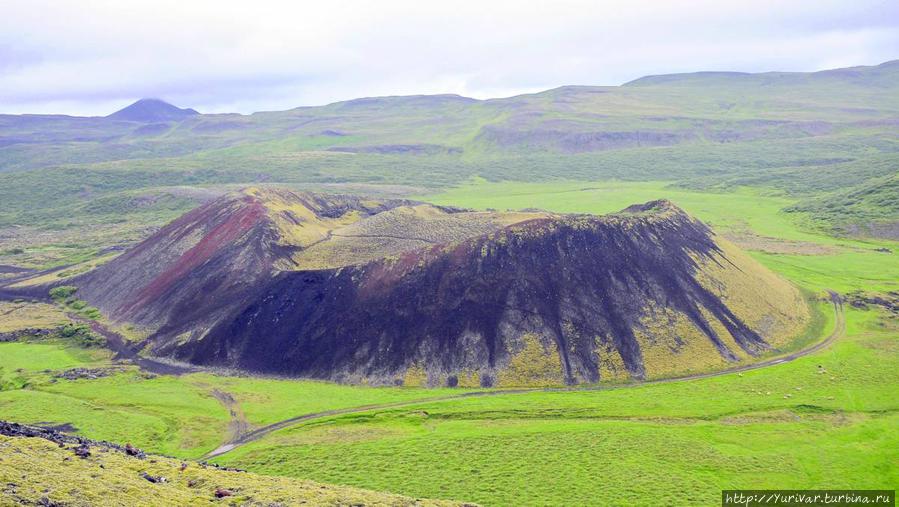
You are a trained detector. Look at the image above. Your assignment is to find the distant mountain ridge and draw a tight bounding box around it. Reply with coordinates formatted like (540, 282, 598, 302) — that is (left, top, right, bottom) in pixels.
(107, 98, 199, 122)
(98, 59, 899, 116)
(624, 59, 899, 87)
(1, 60, 895, 120)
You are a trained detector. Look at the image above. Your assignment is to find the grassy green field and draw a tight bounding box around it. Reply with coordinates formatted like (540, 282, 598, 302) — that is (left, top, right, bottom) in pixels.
(0, 340, 109, 390)
(195, 375, 476, 429)
(0, 340, 478, 458)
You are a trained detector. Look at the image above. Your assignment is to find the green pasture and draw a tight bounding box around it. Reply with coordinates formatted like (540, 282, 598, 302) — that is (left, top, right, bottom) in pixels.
(0, 341, 474, 458)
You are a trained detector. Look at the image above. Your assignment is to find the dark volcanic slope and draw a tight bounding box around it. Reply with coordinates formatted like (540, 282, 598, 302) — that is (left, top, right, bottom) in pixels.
(77, 188, 410, 338)
(77, 189, 808, 386)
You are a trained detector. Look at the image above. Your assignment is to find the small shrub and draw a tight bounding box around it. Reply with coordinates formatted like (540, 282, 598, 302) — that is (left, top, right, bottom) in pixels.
(57, 323, 106, 348)
(49, 286, 78, 301)
(58, 322, 89, 338)
(81, 307, 102, 320)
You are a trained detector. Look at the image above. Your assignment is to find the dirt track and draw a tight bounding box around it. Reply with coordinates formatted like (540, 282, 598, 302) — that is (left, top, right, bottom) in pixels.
(203, 292, 845, 459)
(66, 313, 199, 376)
(209, 388, 251, 446)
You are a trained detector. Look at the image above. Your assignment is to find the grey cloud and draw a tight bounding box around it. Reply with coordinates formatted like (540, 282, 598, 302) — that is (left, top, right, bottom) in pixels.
(1, 0, 897, 115)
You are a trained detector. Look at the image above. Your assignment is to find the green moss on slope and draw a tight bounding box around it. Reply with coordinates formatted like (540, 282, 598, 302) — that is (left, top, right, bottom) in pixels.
(0, 433, 469, 506)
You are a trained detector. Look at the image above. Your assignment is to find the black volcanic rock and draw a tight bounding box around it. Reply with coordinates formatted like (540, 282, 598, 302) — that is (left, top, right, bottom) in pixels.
(76, 189, 808, 386)
(108, 99, 199, 122)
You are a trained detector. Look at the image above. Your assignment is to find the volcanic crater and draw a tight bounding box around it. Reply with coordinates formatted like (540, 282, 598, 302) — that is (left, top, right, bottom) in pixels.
(75, 188, 809, 387)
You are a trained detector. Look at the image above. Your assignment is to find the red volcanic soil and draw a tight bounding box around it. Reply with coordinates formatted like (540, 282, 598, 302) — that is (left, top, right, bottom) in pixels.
(127, 196, 267, 312)
(76, 191, 282, 337)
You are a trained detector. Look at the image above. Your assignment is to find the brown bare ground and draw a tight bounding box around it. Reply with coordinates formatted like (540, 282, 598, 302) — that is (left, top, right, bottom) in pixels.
(724, 232, 839, 255)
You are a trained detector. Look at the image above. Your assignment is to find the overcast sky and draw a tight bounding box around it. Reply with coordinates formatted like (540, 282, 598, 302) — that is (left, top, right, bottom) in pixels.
(2, 0, 897, 115)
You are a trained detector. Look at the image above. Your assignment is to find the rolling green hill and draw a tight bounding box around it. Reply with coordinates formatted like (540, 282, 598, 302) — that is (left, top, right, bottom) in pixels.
(0, 61, 897, 270)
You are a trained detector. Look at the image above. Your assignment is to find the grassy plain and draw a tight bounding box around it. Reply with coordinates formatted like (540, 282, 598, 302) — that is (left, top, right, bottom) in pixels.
(0, 340, 477, 458)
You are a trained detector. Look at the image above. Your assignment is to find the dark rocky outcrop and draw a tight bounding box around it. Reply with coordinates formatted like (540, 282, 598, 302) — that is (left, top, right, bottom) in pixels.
(845, 291, 899, 314)
(0, 420, 145, 459)
(0, 327, 54, 342)
(53, 367, 123, 381)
